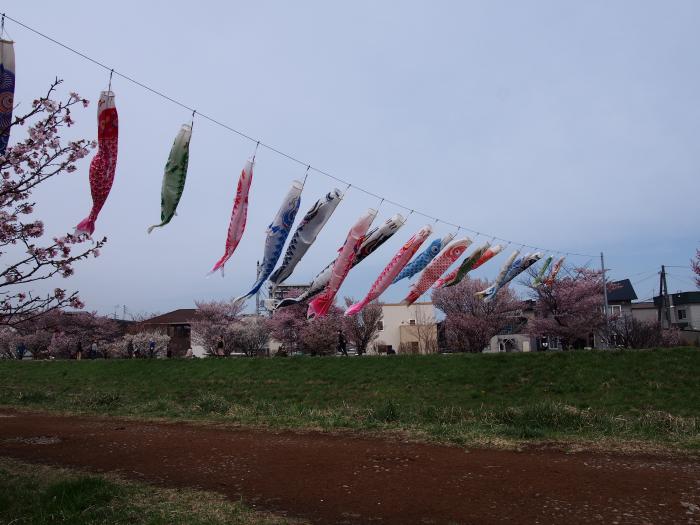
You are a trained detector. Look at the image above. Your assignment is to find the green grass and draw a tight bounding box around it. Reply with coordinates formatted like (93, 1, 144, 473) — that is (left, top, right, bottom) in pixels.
(0, 457, 302, 524)
(1, 348, 700, 450)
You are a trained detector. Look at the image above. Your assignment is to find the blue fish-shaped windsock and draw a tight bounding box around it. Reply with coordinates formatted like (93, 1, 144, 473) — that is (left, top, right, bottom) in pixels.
(269, 188, 343, 289)
(391, 232, 454, 285)
(234, 180, 303, 306)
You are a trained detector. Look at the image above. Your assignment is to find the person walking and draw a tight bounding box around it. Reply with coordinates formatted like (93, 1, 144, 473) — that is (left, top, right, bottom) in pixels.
(148, 339, 156, 359)
(126, 340, 134, 359)
(76, 341, 83, 360)
(90, 341, 98, 359)
(337, 330, 348, 357)
(216, 337, 224, 357)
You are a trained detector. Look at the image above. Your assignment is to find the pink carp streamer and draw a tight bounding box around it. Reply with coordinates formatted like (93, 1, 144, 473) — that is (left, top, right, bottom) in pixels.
(345, 224, 433, 316)
(543, 256, 565, 286)
(307, 208, 377, 319)
(75, 91, 118, 236)
(209, 159, 254, 275)
(402, 237, 472, 306)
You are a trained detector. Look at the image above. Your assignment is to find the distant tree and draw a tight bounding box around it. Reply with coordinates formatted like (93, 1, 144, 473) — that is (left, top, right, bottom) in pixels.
(118, 331, 171, 358)
(233, 316, 272, 356)
(412, 306, 439, 354)
(1, 80, 105, 328)
(269, 301, 307, 355)
(128, 310, 162, 322)
(527, 268, 607, 349)
(432, 277, 521, 352)
(610, 315, 680, 349)
(46, 310, 121, 358)
(299, 306, 344, 356)
(0, 325, 24, 359)
(342, 297, 383, 356)
(0, 309, 120, 359)
(692, 248, 700, 288)
(269, 290, 343, 356)
(190, 299, 243, 357)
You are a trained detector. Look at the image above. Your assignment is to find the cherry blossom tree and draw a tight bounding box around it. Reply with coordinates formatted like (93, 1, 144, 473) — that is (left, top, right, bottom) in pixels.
(433, 277, 522, 352)
(1, 80, 104, 328)
(232, 316, 272, 356)
(692, 249, 700, 288)
(299, 306, 344, 356)
(527, 268, 607, 348)
(46, 310, 121, 358)
(610, 315, 680, 349)
(342, 297, 383, 356)
(269, 294, 343, 356)
(268, 301, 306, 355)
(118, 331, 171, 358)
(189, 298, 244, 357)
(0, 309, 120, 359)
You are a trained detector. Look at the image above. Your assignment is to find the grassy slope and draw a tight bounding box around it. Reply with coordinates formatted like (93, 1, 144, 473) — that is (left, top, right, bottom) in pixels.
(0, 457, 302, 525)
(1, 349, 699, 448)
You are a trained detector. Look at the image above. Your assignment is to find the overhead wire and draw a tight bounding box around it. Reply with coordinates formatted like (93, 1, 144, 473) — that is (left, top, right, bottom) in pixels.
(4, 12, 598, 258)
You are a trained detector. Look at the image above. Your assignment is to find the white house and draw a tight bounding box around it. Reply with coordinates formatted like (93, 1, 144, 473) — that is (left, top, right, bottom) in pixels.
(373, 302, 438, 354)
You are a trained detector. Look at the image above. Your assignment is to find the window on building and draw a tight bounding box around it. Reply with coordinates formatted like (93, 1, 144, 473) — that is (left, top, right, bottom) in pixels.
(409, 319, 416, 326)
(377, 320, 384, 331)
(607, 305, 621, 316)
(678, 309, 687, 320)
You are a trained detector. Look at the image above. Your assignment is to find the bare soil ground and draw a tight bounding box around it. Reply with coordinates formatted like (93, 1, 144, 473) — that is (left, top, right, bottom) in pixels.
(0, 410, 698, 524)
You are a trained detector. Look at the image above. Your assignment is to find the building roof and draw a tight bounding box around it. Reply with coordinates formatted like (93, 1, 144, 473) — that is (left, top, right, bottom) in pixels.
(654, 291, 700, 306)
(382, 302, 433, 307)
(607, 279, 637, 302)
(142, 309, 198, 325)
(631, 301, 656, 309)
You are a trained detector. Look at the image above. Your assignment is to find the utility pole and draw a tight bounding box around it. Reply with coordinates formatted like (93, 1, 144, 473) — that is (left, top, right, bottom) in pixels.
(255, 260, 261, 315)
(657, 265, 669, 327)
(600, 252, 610, 349)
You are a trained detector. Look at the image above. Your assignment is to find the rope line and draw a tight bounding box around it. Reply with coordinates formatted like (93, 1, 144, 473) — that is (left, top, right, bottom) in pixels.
(3, 12, 597, 258)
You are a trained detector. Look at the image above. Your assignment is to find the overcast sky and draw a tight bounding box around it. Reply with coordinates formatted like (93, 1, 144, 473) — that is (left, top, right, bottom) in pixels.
(6, 1, 699, 317)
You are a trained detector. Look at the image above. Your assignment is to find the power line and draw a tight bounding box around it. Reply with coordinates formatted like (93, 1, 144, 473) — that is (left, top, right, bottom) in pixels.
(3, 12, 598, 259)
(632, 273, 658, 286)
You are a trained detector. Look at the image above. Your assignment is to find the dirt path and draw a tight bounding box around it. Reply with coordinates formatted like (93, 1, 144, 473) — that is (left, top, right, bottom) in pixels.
(0, 411, 698, 524)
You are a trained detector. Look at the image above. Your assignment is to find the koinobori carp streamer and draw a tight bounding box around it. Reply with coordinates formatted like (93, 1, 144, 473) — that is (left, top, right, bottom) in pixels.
(435, 242, 489, 288)
(543, 256, 565, 286)
(75, 91, 119, 236)
(209, 159, 254, 275)
(345, 224, 433, 316)
(402, 237, 472, 305)
(532, 255, 553, 286)
(392, 233, 454, 285)
(477, 252, 543, 302)
(307, 208, 378, 318)
(269, 188, 343, 289)
(234, 180, 303, 305)
(148, 124, 192, 233)
(0, 38, 15, 156)
(475, 250, 519, 301)
(439, 243, 504, 288)
(276, 214, 404, 309)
